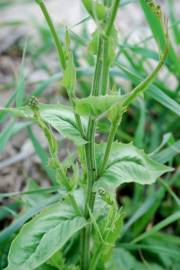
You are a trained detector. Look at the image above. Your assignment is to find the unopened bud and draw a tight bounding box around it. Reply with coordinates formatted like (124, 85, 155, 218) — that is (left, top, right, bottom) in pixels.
(27, 96, 39, 111)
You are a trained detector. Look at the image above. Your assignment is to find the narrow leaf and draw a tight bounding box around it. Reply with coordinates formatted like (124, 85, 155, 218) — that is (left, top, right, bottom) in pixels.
(132, 211, 180, 244)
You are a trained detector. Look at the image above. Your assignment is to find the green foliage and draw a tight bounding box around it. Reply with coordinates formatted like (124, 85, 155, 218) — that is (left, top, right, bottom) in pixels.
(75, 94, 128, 118)
(5, 201, 87, 270)
(0, 0, 179, 270)
(94, 142, 173, 193)
(0, 104, 86, 145)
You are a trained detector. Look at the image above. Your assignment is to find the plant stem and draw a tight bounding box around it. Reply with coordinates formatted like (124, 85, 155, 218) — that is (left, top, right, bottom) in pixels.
(36, 0, 66, 70)
(36, 0, 86, 140)
(122, 39, 169, 107)
(36, 2, 86, 210)
(56, 168, 82, 216)
(101, 0, 120, 95)
(99, 116, 120, 175)
(101, 39, 109, 95)
(89, 206, 117, 270)
(34, 109, 81, 216)
(80, 34, 104, 270)
(105, 0, 120, 36)
(80, 2, 121, 268)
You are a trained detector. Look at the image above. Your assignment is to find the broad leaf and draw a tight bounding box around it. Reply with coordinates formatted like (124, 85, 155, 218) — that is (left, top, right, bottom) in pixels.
(5, 201, 87, 270)
(0, 104, 87, 145)
(94, 143, 173, 193)
(75, 95, 128, 118)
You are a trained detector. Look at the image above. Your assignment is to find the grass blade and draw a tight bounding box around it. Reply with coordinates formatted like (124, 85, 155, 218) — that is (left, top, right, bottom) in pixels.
(132, 211, 180, 244)
(27, 126, 56, 185)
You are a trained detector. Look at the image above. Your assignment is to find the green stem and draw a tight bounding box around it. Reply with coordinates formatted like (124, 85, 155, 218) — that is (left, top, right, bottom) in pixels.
(34, 110, 81, 216)
(36, 1, 86, 140)
(122, 40, 169, 107)
(36, 0, 66, 70)
(101, 39, 110, 95)
(105, 0, 120, 36)
(80, 34, 104, 270)
(36, 2, 86, 212)
(56, 168, 82, 216)
(99, 116, 120, 176)
(91, 36, 104, 96)
(89, 207, 117, 270)
(101, 0, 120, 95)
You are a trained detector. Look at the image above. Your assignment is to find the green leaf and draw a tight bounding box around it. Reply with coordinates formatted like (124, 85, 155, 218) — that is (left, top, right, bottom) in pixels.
(0, 195, 60, 244)
(16, 41, 27, 107)
(5, 201, 87, 270)
(0, 121, 31, 152)
(0, 104, 87, 145)
(35, 265, 57, 270)
(117, 63, 180, 116)
(94, 142, 173, 193)
(75, 95, 128, 118)
(132, 211, 180, 244)
(140, 0, 180, 74)
(63, 52, 76, 96)
(82, 0, 106, 21)
(108, 247, 165, 270)
(152, 140, 180, 164)
(28, 127, 56, 184)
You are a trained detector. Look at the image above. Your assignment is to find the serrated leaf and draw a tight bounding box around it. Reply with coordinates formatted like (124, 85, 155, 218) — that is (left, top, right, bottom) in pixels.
(0, 104, 87, 145)
(5, 201, 87, 270)
(94, 143, 173, 193)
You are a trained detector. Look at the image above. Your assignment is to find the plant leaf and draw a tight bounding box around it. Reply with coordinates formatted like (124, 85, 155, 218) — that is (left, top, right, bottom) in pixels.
(5, 201, 87, 270)
(132, 211, 180, 244)
(75, 95, 128, 118)
(28, 127, 56, 184)
(94, 143, 173, 193)
(140, 0, 180, 74)
(82, 0, 106, 21)
(63, 51, 76, 96)
(0, 121, 31, 152)
(117, 63, 180, 116)
(16, 40, 27, 107)
(0, 104, 87, 145)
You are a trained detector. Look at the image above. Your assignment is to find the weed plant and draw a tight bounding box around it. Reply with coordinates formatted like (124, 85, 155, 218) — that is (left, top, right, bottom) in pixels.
(0, 1, 179, 270)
